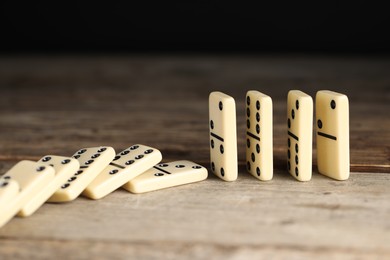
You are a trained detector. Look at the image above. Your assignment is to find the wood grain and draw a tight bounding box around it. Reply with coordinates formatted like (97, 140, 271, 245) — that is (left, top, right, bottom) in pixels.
(0, 56, 389, 259)
(0, 164, 389, 259)
(0, 55, 388, 172)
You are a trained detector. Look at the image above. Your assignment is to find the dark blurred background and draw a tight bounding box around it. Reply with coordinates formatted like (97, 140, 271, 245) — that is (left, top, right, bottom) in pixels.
(1, 1, 389, 54)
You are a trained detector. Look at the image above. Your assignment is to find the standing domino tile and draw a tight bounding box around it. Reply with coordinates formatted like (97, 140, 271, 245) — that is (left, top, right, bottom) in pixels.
(17, 156, 80, 217)
(84, 144, 162, 199)
(125, 160, 208, 194)
(0, 179, 19, 211)
(48, 146, 115, 202)
(245, 91, 273, 181)
(209, 91, 238, 181)
(0, 161, 55, 227)
(316, 90, 350, 180)
(287, 90, 313, 181)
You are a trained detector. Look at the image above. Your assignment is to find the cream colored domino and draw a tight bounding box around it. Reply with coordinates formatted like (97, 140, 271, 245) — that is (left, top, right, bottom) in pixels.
(245, 91, 273, 181)
(84, 144, 162, 199)
(48, 146, 115, 202)
(0, 161, 55, 227)
(17, 156, 80, 217)
(0, 179, 19, 211)
(287, 90, 313, 181)
(209, 91, 238, 181)
(316, 90, 350, 180)
(125, 160, 208, 194)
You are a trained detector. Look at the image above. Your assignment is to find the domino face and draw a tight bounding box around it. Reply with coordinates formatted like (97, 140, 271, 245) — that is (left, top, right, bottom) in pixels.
(84, 144, 162, 199)
(316, 90, 350, 180)
(245, 91, 273, 181)
(125, 160, 208, 194)
(48, 146, 116, 202)
(0, 161, 55, 227)
(18, 156, 80, 217)
(0, 179, 19, 211)
(287, 90, 313, 181)
(209, 92, 238, 181)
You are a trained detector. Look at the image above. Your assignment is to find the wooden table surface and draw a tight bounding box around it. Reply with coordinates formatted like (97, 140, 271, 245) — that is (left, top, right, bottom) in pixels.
(0, 55, 389, 259)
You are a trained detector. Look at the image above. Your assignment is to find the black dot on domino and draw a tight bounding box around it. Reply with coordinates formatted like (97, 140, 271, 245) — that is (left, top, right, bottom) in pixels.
(144, 149, 153, 154)
(296, 100, 299, 110)
(36, 166, 45, 172)
(61, 159, 71, 164)
(78, 149, 87, 154)
(85, 160, 94, 165)
(295, 143, 298, 153)
(109, 170, 118, 175)
(256, 124, 260, 134)
(113, 156, 121, 161)
(192, 166, 202, 169)
(130, 145, 139, 150)
(175, 165, 185, 168)
(251, 153, 255, 162)
(247, 119, 250, 129)
(135, 155, 144, 160)
(317, 119, 322, 129)
(295, 155, 298, 164)
(125, 160, 134, 165)
(75, 170, 83, 175)
(210, 120, 214, 129)
(292, 109, 295, 119)
(331, 100, 336, 109)
(91, 154, 100, 159)
(295, 167, 299, 176)
(211, 162, 215, 172)
(61, 183, 70, 189)
(3, 176, 10, 180)
(287, 118, 291, 128)
(73, 155, 80, 159)
(42, 157, 51, 162)
(68, 177, 77, 182)
(121, 150, 130, 155)
(219, 101, 223, 111)
(256, 100, 260, 110)
(256, 167, 260, 176)
(288, 138, 291, 147)
(220, 168, 225, 176)
(247, 107, 250, 117)
(256, 144, 260, 153)
(154, 173, 164, 176)
(247, 96, 250, 105)
(220, 144, 224, 154)
(159, 163, 168, 167)
(247, 139, 250, 148)
(256, 112, 260, 122)
(287, 150, 290, 159)
(0, 182, 8, 187)
(98, 147, 107, 153)
(288, 161, 291, 171)
(247, 161, 251, 171)
(210, 139, 214, 149)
